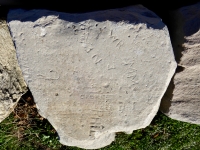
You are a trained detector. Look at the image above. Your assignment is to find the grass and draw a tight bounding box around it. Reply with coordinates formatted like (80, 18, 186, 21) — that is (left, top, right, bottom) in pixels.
(1, 91, 200, 150)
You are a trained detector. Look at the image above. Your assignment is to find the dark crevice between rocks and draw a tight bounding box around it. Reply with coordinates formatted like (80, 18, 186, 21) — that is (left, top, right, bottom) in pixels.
(176, 65, 185, 73)
(164, 10, 185, 64)
(1, 1, 200, 14)
(0, 6, 9, 20)
(160, 8, 186, 113)
(20, 87, 35, 105)
(159, 75, 175, 114)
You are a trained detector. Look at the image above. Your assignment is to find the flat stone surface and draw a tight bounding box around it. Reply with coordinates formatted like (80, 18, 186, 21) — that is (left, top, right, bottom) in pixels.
(0, 20, 27, 122)
(7, 6, 176, 149)
(160, 2, 200, 124)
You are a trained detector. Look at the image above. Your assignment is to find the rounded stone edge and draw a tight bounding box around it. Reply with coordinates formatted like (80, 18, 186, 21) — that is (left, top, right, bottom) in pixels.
(59, 131, 115, 149)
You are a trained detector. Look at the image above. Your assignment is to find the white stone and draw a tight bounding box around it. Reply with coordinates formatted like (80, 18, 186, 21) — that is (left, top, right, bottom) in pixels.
(7, 6, 176, 149)
(0, 20, 27, 122)
(160, 2, 200, 124)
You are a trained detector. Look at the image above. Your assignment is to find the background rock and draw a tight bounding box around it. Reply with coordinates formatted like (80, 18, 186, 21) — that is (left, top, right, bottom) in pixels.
(160, 2, 200, 124)
(7, 6, 176, 149)
(0, 20, 27, 122)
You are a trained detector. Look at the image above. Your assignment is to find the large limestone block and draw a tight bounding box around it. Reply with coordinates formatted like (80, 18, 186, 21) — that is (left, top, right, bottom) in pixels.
(160, 2, 200, 124)
(7, 6, 176, 149)
(0, 20, 27, 122)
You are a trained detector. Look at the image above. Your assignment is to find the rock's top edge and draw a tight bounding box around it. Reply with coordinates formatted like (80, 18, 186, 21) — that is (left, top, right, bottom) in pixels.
(7, 6, 164, 30)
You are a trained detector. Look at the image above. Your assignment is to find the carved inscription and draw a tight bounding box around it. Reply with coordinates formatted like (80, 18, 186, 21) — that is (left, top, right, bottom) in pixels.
(7, 7, 177, 148)
(89, 110, 104, 138)
(78, 23, 103, 65)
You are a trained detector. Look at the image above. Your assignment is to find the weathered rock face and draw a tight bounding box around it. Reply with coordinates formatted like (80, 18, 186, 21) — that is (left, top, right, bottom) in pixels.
(0, 20, 27, 122)
(7, 6, 176, 149)
(160, 2, 200, 124)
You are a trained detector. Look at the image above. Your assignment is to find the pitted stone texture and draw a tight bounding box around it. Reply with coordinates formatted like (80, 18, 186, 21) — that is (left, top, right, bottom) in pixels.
(160, 2, 200, 124)
(7, 6, 176, 149)
(0, 20, 27, 122)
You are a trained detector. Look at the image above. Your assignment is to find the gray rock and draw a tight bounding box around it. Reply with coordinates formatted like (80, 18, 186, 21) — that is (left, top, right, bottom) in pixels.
(0, 20, 27, 122)
(7, 6, 176, 149)
(160, 2, 200, 124)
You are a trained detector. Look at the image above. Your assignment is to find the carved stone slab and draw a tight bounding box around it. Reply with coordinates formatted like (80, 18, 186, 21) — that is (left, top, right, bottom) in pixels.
(7, 6, 176, 149)
(0, 20, 27, 122)
(160, 2, 200, 124)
